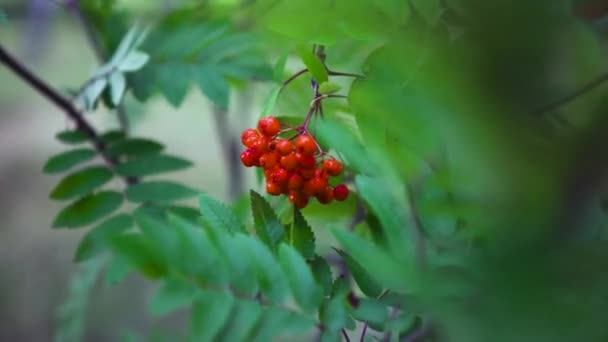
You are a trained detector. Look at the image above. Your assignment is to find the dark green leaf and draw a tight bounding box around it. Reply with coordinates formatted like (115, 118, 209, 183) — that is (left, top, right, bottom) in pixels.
(109, 233, 167, 278)
(250, 190, 285, 251)
(191, 291, 235, 341)
(349, 298, 389, 329)
(43, 148, 96, 174)
(286, 207, 316, 259)
(336, 249, 383, 298)
(74, 214, 133, 262)
(199, 192, 245, 233)
(245, 237, 289, 303)
(115, 154, 192, 177)
(133, 209, 179, 266)
(106, 138, 164, 158)
(320, 296, 348, 333)
(125, 181, 198, 203)
(50, 166, 114, 200)
(295, 44, 328, 83)
(156, 63, 191, 107)
(198, 65, 230, 109)
(52, 191, 123, 228)
(278, 244, 320, 313)
(310, 256, 333, 296)
(149, 278, 198, 317)
(168, 206, 201, 224)
(100, 130, 126, 144)
(56, 130, 88, 144)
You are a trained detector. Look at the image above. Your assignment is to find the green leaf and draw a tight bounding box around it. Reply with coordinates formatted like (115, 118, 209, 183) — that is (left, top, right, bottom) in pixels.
(149, 278, 198, 317)
(43, 148, 96, 174)
(156, 63, 191, 107)
(109, 71, 126, 105)
(411, 0, 442, 24)
(250, 190, 285, 251)
(333, 229, 413, 293)
(295, 44, 328, 83)
(50, 166, 114, 200)
(74, 214, 133, 262)
(273, 52, 289, 82)
(106, 138, 164, 158)
(104, 255, 132, 286)
(320, 296, 348, 333)
(349, 298, 389, 329)
(260, 86, 281, 117)
(198, 65, 230, 109)
(53, 191, 123, 228)
(335, 249, 383, 298)
(216, 299, 263, 341)
(318, 82, 341, 95)
(115, 154, 192, 177)
(199, 192, 245, 233)
(109, 233, 167, 278)
(100, 130, 125, 144)
(374, 0, 410, 25)
(310, 256, 333, 296)
(191, 291, 235, 341)
(118, 51, 150, 72)
(125, 181, 198, 203)
(245, 237, 289, 303)
(286, 207, 316, 259)
(278, 244, 320, 313)
(56, 130, 88, 144)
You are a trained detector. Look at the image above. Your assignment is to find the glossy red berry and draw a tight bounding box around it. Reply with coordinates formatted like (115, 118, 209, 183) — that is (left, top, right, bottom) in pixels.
(271, 168, 290, 186)
(316, 186, 334, 204)
(280, 153, 298, 171)
(251, 136, 270, 155)
(240, 149, 257, 167)
(258, 116, 280, 137)
(259, 152, 279, 169)
(266, 182, 282, 196)
(297, 153, 316, 169)
(276, 139, 294, 155)
(289, 192, 309, 209)
(295, 134, 317, 155)
(241, 129, 260, 147)
(299, 168, 315, 180)
(288, 174, 303, 190)
(323, 158, 343, 176)
(334, 184, 349, 201)
(303, 177, 327, 196)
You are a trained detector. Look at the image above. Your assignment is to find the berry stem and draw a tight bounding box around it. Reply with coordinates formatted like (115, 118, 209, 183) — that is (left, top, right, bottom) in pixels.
(328, 70, 366, 79)
(280, 68, 308, 93)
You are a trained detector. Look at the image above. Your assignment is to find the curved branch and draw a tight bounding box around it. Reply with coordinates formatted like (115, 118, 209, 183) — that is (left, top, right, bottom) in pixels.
(534, 72, 608, 114)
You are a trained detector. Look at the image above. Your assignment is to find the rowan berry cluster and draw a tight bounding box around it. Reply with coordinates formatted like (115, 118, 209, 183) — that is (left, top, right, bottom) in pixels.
(240, 116, 349, 208)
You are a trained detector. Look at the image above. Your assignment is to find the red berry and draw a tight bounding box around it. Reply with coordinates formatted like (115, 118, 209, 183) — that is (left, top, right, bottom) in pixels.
(266, 182, 282, 196)
(303, 177, 327, 196)
(251, 136, 270, 155)
(276, 139, 294, 155)
(289, 192, 309, 209)
(258, 116, 280, 137)
(280, 153, 298, 171)
(295, 134, 317, 155)
(240, 149, 257, 167)
(271, 168, 289, 186)
(314, 168, 328, 180)
(316, 186, 334, 204)
(299, 168, 315, 180)
(259, 152, 279, 169)
(241, 129, 260, 147)
(334, 184, 349, 201)
(288, 174, 303, 190)
(323, 159, 343, 176)
(297, 153, 316, 169)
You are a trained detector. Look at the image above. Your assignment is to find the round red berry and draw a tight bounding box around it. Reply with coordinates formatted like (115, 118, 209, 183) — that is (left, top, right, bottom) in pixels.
(295, 134, 317, 155)
(271, 168, 289, 186)
(241, 129, 260, 147)
(299, 168, 315, 180)
(288, 174, 303, 190)
(266, 182, 282, 196)
(297, 153, 316, 169)
(258, 116, 280, 137)
(316, 186, 334, 204)
(280, 153, 298, 171)
(251, 136, 270, 155)
(276, 139, 294, 155)
(259, 152, 279, 169)
(289, 192, 309, 209)
(240, 149, 257, 167)
(303, 177, 327, 196)
(334, 184, 349, 201)
(323, 158, 343, 176)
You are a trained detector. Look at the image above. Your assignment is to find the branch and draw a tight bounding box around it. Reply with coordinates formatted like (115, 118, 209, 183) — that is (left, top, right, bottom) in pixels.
(0, 45, 133, 181)
(533, 72, 608, 114)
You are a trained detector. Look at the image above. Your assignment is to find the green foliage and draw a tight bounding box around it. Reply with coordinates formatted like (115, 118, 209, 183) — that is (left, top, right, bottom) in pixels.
(53, 191, 124, 229)
(295, 44, 328, 83)
(114, 154, 192, 177)
(50, 166, 114, 200)
(106, 138, 164, 158)
(74, 214, 133, 262)
(250, 190, 285, 251)
(56, 130, 88, 144)
(125, 181, 198, 203)
(285, 207, 316, 259)
(43, 148, 96, 174)
(199, 192, 245, 233)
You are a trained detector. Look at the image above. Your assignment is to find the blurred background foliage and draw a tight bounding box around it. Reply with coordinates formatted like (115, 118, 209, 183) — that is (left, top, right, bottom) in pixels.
(3, 0, 608, 341)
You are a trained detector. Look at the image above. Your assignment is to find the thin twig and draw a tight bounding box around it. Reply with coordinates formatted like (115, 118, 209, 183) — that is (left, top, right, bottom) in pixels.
(68, 0, 130, 133)
(341, 329, 351, 342)
(533, 72, 608, 115)
(280, 68, 308, 93)
(0, 45, 136, 183)
(328, 70, 366, 79)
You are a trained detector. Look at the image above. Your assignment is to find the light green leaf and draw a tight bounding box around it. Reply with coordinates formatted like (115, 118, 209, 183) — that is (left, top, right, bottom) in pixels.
(156, 63, 191, 107)
(149, 278, 198, 317)
(43, 148, 96, 174)
(82, 77, 108, 110)
(53, 191, 123, 228)
(50, 166, 114, 200)
(109, 24, 145, 66)
(106, 138, 164, 158)
(250, 190, 285, 251)
(336, 249, 383, 298)
(56, 130, 88, 144)
(109, 233, 166, 278)
(273, 52, 289, 81)
(321, 296, 348, 333)
(260, 86, 281, 117)
(125, 181, 198, 203)
(349, 298, 389, 329)
(118, 51, 150, 72)
(318, 82, 341, 95)
(191, 291, 235, 341)
(295, 44, 328, 83)
(198, 65, 230, 109)
(109, 71, 126, 105)
(216, 299, 263, 341)
(74, 214, 133, 262)
(199, 192, 244, 233)
(115, 154, 192, 177)
(245, 237, 289, 303)
(310, 256, 333, 296)
(104, 255, 131, 286)
(278, 244, 320, 313)
(286, 207, 316, 259)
